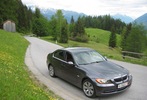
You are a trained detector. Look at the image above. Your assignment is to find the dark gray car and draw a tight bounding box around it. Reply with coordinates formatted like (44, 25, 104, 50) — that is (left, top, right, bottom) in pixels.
(47, 47, 132, 98)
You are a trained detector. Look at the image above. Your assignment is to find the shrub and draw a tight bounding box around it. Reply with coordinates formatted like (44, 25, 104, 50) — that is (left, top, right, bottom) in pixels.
(72, 34, 89, 42)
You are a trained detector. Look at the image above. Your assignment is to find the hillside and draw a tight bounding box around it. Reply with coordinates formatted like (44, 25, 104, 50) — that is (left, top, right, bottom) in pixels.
(0, 30, 60, 99)
(85, 28, 121, 46)
(42, 28, 122, 59)
(42, 27, 147, 66)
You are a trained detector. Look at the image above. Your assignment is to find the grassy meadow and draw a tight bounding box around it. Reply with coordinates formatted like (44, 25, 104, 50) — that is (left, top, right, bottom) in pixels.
(85, 28, 121, 46)
(42, 28, 147, 66)
(0, 30, 61, 100)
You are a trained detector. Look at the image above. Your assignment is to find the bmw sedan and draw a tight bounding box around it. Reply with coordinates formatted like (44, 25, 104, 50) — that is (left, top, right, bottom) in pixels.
(46, 47, 132, 98)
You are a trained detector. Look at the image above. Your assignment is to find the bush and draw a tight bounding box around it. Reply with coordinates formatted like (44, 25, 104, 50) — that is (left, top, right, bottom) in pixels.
(71, 34, 89, 42)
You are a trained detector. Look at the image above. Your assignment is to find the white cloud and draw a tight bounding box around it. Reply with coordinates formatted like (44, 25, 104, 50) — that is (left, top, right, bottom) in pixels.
(21, 0, 147, 19)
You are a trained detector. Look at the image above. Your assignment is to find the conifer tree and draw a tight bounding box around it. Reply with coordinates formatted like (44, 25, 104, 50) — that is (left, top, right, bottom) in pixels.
(109, 25, 116, 48)
(49, 15, 57, 40)
(121, 23, 132, 50)
(74, 17, 85, 37)
(59, 20, 68, 43)
(55, 10, 64, 41)
(72, 17, 88, 42)
(69, 16, 75, 37)
(125, 24, 146, 55)
(70, 16, 74, 24)
(50, 10, 68, 42)
(34, 7, 41, 18)
(32, 8, 49, 36)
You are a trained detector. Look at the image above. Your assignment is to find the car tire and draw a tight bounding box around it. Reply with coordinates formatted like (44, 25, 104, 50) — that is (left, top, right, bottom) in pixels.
(48, 65, 56, 77)
(82, 79, 96, 98)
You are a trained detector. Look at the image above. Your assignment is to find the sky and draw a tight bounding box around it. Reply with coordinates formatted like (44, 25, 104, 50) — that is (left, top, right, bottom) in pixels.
(21, 0, 147, 19)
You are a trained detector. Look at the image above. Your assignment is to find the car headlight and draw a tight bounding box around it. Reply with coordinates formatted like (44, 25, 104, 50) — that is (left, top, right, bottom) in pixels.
(96, 78, 111, 84)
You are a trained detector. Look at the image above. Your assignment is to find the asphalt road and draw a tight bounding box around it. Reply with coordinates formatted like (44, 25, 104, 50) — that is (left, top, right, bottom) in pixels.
(25, 37, 147, 100)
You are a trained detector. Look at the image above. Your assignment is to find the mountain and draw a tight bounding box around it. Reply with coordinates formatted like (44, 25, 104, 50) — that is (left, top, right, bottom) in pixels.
(28, 6, 86, 23)
(134, 13, 147, 30)
(42, 9, 86, 23)
(112, 14, 134, 24)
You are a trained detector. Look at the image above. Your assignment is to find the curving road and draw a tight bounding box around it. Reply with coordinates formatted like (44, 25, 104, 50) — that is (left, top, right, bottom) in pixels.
(25, 37, 147, 100)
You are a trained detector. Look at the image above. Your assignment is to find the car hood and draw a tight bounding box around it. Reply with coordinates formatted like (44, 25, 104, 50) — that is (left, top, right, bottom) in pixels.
(79, 61, 129, 79)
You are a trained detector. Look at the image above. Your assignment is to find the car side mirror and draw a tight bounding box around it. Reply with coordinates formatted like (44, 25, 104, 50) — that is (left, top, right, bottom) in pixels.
(67, 61, 74, 65)
(104, 56, 107, 61)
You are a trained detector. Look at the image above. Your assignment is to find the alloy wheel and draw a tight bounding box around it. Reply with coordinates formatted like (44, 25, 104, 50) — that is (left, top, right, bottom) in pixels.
(49, 65, 55, 77)
(83, 79, 95, 97)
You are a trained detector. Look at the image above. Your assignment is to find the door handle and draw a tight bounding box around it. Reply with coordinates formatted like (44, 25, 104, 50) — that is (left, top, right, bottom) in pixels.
(61, 63, 65, 67)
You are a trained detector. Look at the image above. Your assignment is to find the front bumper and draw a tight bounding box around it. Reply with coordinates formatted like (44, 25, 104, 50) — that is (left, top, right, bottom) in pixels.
(93, 75, 132, 96)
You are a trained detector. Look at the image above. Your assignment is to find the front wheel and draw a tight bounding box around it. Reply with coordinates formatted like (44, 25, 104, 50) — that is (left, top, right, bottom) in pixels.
(48, 65, 56, 77)
(82, 79, 96, 98)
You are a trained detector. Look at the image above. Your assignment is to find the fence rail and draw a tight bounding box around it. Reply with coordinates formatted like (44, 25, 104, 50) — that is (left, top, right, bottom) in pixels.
(122, 51, 146, 59)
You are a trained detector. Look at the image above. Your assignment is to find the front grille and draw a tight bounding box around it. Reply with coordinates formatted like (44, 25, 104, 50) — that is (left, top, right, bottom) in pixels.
(114, 75, 128, 83)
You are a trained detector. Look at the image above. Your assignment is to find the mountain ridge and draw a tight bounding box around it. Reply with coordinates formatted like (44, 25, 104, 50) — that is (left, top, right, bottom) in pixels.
(28, 6, 86, 23)
(112, 13, 134, 24)
(134, 13, 147, 30)
(28, 6, 146, 27)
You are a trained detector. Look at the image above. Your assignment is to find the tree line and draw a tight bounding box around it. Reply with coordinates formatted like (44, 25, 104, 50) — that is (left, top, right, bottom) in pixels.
(80, 15, 126, 34)
(0, 0, 146, 55)
(0, 0, 34, 33)
(121, 23, 147, 56)
(0, 0, 126, 38)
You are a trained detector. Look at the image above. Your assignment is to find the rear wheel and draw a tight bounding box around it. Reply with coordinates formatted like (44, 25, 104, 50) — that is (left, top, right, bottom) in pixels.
(82, 79, 96, 98)
(48, 65, 55, 77)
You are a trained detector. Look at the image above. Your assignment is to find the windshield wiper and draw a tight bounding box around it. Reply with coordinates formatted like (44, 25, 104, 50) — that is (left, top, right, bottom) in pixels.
(90, 61, 103, 64)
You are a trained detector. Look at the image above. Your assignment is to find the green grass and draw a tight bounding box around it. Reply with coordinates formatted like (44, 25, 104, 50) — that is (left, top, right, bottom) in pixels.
(0, 30, 62, 100)
(42, 36, 122, 60)
(41, 28, 147, 66)
(85, 28, 121, 46)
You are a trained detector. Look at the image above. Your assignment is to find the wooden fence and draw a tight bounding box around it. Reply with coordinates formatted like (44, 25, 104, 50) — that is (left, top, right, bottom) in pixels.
(122, 51, 146, 59)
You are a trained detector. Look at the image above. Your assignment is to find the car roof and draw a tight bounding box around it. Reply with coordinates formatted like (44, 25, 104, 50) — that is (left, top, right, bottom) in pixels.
(59, 47, 94, 53)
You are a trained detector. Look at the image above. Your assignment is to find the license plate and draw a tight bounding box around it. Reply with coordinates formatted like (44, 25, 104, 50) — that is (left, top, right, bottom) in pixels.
(118, 82, 128, 88)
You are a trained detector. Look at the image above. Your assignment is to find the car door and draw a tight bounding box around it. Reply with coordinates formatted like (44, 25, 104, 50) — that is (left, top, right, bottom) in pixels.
(62, 51, 82, 86)
(52, 50, 66, 77)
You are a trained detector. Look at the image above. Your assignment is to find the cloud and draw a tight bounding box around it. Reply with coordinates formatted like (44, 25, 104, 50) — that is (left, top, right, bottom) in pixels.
(21, 0, 147, 19)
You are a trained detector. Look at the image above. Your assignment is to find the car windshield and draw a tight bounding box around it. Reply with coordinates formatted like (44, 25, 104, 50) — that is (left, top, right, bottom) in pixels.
(74, 50, 105, 65)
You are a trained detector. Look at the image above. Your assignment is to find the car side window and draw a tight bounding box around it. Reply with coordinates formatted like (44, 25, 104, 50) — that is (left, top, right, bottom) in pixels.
(54, 50, 65, 61)
(65, 52, 74, 63)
